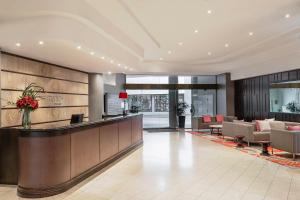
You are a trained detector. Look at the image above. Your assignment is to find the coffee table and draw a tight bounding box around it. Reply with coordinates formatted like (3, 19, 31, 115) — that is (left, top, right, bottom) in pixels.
(258, 141, 271, 156)
(209, 124, 222, 135)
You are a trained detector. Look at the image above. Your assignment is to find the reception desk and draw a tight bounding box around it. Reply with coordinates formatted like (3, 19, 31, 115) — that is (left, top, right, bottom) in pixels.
(0, 114, 143, 198)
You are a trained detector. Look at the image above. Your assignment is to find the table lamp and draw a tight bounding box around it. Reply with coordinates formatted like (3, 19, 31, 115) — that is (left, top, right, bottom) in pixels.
(119, 91, 128, 115)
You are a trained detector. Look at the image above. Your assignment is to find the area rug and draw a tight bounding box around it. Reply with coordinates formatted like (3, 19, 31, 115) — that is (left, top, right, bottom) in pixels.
(187, 131, 300, 169)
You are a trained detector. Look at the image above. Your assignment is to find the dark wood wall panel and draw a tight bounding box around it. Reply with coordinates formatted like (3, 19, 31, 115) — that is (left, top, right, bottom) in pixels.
(71, 128, 100, 178)
(16, 115, 143, 198)
(118, 119, 132, 151)
(132, 116, 143, 144)
(0, 129, 19, 184)
(235, 69, 300, 122)
(99, 124, 119, 162)
(18, 135, 71, 188)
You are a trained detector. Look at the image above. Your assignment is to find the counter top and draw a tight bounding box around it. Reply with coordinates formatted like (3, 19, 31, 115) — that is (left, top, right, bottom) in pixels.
(0, 114, 143, 137)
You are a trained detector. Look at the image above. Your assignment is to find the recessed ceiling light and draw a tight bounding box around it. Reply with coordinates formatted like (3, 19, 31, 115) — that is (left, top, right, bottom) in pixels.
(101, 56, 105, 60)
(168, 50, 172, 54)
(108, 71, 112, 75)
(118, 63, 121, 67)
(15, 43, 21, 47)
(38, 41, 44, 45)
(77, 45, 81, 50)
(194, 30, 199, 33)
(285, 13, 291, 18)
(110, 60, 114, 64)
(178, 42, 183, 46)
(208, 52, 212, 56)
(90, 52, 95, 55)
(160, 57, 164, 61)
(225, 43, 229, 48)
(124, 66, 128, 69)
(207, 10, 212, 14)
(248, 32, 254, 36)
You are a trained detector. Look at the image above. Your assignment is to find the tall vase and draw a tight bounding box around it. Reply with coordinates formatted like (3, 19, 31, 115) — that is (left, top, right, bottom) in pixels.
(22, 108, 31, 129)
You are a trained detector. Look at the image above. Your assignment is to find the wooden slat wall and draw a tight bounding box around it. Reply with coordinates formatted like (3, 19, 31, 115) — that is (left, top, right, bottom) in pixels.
(1, 53, 89, 127)
(235, 69, 300, 122)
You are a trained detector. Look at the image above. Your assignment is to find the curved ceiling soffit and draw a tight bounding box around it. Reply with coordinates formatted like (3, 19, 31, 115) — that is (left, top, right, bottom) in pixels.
(116, 0, 161, 48)
(0, 10, 144, 60)
(142, 26, 300, 67)
(187, 26, 300, 65)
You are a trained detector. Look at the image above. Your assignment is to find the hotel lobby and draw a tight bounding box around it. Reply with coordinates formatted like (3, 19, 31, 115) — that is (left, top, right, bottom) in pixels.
(0, 0, 300, 200)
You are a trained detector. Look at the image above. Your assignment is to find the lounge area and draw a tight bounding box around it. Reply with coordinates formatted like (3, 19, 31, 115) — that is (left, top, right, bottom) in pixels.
(0, 1, 300, 200)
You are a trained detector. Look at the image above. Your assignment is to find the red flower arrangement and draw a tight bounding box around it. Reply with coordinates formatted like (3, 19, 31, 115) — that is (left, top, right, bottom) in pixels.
(10, 83, 44, 128)
(16, 96, 39, 110)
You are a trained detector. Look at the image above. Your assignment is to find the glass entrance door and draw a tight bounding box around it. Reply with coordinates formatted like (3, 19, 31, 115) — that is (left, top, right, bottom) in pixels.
(127, 90, 170, 128)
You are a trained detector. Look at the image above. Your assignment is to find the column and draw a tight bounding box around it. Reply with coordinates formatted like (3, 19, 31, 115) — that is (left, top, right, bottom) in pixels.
(216, 73, 235, 116)
(88, 73, 104, 121)
(169, 76, 178, 128)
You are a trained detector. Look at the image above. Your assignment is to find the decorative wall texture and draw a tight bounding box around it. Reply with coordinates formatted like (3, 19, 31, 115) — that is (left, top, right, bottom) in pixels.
(0, 53, 89, 127)
(235, 69, 300, 122)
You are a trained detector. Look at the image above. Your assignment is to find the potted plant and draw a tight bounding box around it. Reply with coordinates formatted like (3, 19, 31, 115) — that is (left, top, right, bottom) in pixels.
(9, 83, 44, 129)
(177, 102, 189, 128)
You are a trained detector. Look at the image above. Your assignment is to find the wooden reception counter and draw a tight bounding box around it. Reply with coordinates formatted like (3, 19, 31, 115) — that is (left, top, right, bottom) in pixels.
(0, 114, 143, 198)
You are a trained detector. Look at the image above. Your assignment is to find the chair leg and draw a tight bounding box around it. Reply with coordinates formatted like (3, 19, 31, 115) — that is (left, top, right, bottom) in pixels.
(247, 141, 250, 147)
(271, 147, 274, 155)
(293, 153, 296, 161)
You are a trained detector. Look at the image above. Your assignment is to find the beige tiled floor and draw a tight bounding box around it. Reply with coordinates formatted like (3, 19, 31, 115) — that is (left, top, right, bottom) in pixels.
(1, 131, 300, 200)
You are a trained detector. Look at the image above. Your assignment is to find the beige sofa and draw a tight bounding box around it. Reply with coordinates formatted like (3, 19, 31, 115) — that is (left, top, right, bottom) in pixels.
(270, 121, 300, 160)
(192, 116, 237, 130)
(222, 121, 270, 146)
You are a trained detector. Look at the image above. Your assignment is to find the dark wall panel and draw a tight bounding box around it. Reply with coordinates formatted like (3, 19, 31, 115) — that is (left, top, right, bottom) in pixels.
(235, 69, 300, 122)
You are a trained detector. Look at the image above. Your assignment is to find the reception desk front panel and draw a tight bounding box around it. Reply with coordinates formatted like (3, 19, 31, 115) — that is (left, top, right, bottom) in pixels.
(0, 114, 143, 198)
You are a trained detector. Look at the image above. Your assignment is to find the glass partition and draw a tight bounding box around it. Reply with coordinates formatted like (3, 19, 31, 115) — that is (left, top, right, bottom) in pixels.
(270, 81, 300, 113)
(270, 87, 300, 113)
(126, 75, 216, 128)
(127, 89, 169, 128)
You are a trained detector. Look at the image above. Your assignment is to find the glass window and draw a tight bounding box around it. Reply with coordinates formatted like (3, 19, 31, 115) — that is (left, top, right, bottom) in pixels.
(154, 94, 169, 112)
(128, 95, 152, 112)
(270, 88, 300, 113)
(126, 75, 217, 129)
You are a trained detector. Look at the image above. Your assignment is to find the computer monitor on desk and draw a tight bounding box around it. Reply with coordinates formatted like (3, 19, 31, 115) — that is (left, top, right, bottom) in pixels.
(70, 114, 84, 124)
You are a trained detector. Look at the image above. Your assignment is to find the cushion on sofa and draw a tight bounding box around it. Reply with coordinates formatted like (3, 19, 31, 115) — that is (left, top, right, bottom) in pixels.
(216, 115, 224, 123)
(287, 126, 300, 131)
(269, 121, 285, 130)
(203, 115, 212, 123)
(233, 119, 245, 123)
(266, 118, 275, 122)
(256, 120, 271, 132)
(223, 116, 234, 122)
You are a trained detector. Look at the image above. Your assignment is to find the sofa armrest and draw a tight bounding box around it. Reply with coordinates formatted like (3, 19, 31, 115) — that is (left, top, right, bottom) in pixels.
(271, 129, 300, 153)
(222, 122, 254, 140)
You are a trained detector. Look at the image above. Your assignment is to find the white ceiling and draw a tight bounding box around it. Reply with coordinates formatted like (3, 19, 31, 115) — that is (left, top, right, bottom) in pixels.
(0, 0, 299, 80)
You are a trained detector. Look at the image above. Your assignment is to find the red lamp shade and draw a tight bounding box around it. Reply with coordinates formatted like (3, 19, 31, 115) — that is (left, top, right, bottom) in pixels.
(119, 91, 128, 99)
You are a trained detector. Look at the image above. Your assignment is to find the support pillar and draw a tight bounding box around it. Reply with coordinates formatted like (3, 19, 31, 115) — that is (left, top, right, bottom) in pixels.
(169, 76, 178, 128)
(88, 73, 104, 121)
